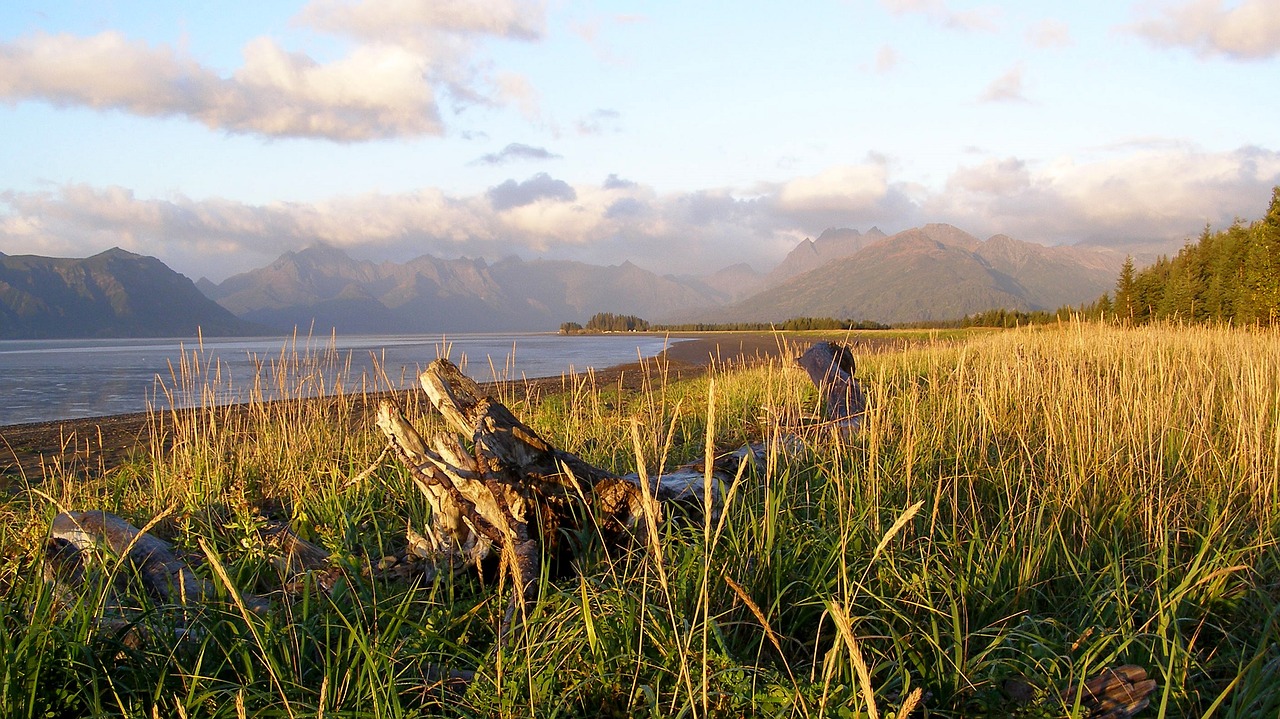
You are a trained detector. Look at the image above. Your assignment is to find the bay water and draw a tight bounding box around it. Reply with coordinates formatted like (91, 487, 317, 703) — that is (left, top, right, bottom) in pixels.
(0, 333, 675, 427)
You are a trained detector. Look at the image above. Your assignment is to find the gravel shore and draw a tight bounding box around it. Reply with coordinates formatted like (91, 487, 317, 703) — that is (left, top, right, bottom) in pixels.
(1, 333, 804, 484)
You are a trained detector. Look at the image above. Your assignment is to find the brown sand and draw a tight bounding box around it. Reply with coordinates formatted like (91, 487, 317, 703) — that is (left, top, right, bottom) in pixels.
(0, 333, 814, 484)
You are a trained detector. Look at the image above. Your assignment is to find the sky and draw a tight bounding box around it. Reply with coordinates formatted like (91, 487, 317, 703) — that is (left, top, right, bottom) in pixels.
(1, 0, 1278, 282)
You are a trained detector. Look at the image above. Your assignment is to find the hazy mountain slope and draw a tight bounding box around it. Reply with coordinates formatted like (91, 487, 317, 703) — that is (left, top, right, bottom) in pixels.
(764, 227, 885, 286)
(717, 233, 1024, 324)
(0, 248, 260, 338)
(709, 225, 1122, 325)
(975, 234, 1118, 310)
(210, 245, 518, 333)
(672, 262, 766, 303)
(487, 258, 719, 324)
(205, 246, 724, 332)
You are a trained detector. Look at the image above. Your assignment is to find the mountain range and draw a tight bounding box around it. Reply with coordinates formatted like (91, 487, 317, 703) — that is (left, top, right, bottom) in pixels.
(701, 224, 1123, 325)
(198, 245, 720, 333)
(0, 248, 259, 339)
(1, 224, 1129, 338)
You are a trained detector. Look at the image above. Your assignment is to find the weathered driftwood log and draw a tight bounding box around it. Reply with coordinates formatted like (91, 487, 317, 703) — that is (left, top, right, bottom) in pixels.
(49, 511, 219, 606)
(377, 356, 770, 635)
(46, 511, 278, 616)
(373, 342, 865, 636)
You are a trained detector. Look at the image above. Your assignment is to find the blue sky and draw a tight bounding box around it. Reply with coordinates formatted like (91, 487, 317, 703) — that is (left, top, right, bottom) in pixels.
(2, 0, 1278, 281)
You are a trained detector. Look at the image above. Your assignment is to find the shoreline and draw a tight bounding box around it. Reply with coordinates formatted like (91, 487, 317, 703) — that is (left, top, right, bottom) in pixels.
(1, 333, 805, 483)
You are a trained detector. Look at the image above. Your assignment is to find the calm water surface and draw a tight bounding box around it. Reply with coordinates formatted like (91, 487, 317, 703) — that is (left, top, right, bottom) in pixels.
(0, 334, 674, 426)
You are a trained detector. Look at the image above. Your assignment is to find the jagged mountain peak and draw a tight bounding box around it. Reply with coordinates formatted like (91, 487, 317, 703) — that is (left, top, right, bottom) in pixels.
(813, 227, 862, 250)
(281, 242, 358, 268)
(766, 227, 872, 286)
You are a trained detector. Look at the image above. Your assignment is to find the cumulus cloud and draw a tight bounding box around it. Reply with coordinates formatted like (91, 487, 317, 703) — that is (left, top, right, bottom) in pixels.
(946, 157, 1031, 195)
(473, 143, 561, 165)
(0, 0, 546, 141)
(979, 65, 1029, 103)
(603, 174, 638, 190)
(880, 0, 1000, 32)
(777, 162, 892, 215)
(486, 173, 577, 210)
(3, 146, 1277, 281)
(928, 145, 1280, 245)
(1128, 0, 1280, 60)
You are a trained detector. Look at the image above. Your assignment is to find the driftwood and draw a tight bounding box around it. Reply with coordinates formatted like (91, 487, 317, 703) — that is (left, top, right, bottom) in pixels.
(43, 511, 338, 621)
(369, 342, 874, 635)
(366, 342, 871, 636)
(376, 356, 773, 636)
(1067, 665, 1158, 719)
(48, 511, 224, 607)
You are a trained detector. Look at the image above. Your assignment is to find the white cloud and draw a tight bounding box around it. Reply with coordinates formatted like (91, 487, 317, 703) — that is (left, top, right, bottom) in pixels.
(1128, 0, 1280, 60)
(776, 162, 891, 214)
(494, 73, 541, 121)
(979, 65, 1028, 103)
(472, 143, 561, 166)
(1027, 19, 1072, 48)
(577, 108, 622, 135)
(880, 0, 1000, 32)
(3, 146, 1277, 279)
(0, 0, 546, 141)
(874, 45, 900, 73)
(946, 157, 1031, 195)
(928, 145, 1280, 244)
(295, 0, 545, 46)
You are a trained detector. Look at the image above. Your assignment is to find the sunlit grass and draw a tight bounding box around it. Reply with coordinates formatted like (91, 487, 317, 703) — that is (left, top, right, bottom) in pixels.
(2, 322, 1278, 717)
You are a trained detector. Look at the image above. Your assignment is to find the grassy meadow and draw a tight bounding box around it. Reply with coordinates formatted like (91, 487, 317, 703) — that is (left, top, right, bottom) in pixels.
(1, 323, 1278, 717)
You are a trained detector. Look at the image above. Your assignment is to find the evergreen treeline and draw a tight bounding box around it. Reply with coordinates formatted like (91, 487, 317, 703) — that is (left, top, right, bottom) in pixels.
(560, 313, 651, 333)
(653, 317, 889, 332)
(907, 305, 1091, 329)
(1113, 187, 1280, 325)
(561, 315, 890, 333)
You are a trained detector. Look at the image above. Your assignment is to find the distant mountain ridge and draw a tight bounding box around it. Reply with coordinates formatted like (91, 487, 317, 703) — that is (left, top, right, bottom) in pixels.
(2, 219, 1125, 338)
(0, 248, 260, 339)
(201, 244, 723, 333)
(698, 224, 1123, 325)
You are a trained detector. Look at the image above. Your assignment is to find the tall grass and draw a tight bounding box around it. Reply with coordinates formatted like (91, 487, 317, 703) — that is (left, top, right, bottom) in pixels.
(2, 322, 1277, 717)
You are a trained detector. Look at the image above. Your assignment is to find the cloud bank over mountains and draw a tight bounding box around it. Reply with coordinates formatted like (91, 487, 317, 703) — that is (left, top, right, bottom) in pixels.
(4, 145, 1276, 281)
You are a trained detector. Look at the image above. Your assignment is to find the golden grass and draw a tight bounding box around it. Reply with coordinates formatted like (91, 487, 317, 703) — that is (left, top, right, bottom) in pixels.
(2, 321, 1278, 717)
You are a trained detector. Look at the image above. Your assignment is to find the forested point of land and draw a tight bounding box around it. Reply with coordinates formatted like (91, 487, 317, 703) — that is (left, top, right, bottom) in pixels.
(559, 312, 651, 334)
(561, 314, 890, 334)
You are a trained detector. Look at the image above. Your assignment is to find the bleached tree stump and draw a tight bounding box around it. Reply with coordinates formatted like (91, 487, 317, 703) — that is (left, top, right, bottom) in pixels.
(377, 356, 771, 635)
